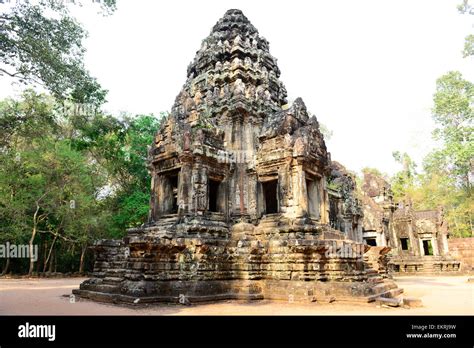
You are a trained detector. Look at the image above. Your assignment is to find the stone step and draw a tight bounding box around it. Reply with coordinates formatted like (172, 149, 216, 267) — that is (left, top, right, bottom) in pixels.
(366, 276, 385, 284)
(86, 283, 121, 294)
(371, 282, 397, 294)
(376, 297, 402, 307)
(402, 297, 422, 308)
(259, 220, 280, 227)
(379, 288, 404, 298)
(103, 277, 124, 284)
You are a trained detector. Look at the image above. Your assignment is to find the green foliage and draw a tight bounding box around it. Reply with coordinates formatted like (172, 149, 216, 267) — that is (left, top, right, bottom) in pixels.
(390, 151, 418, 202)
(0, 0, 115, 105)
(104, 114, 161, 235)
(432, 71, 473, 190)
(463, 34, 474, 58)
(0, 91, 161, 274)
(458, 0, 474, 57)
(389, 3, 473, 238)
(390, 71, 473, 237)
(362, 167, 381, 176)
(326, 180, 342, 192)
(319, 122, 333, 141)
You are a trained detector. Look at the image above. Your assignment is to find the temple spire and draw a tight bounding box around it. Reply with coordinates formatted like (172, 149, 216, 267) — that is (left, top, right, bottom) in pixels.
(172, 9, 287, 120)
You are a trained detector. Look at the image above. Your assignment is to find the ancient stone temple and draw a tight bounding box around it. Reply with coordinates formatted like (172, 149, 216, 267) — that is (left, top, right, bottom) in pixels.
(360, 172, 461, 274)
(389, 206, 461, 273)
(360, 171, 395, 248)
(74, 9, 399, 304)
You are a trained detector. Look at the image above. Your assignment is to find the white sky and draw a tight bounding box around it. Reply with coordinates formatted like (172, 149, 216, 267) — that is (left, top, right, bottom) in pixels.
(1, 0, 473, 175)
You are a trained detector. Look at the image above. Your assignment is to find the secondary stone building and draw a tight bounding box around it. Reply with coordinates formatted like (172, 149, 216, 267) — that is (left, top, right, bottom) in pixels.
(360, 172, 461, 273)
(75, 9, 399, 304)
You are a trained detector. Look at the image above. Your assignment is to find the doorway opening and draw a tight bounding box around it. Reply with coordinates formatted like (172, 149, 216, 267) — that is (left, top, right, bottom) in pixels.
(365, 238, 377, 246)
(208, 179, 221, 212)
(400, 238, 409, 251)
(168, 174, 179, 214)
(262, 180, 278, 214)
(422, 240, 433, 255)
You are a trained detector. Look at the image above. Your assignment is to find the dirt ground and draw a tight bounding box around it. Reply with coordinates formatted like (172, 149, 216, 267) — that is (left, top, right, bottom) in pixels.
(0, 275, 472, 315)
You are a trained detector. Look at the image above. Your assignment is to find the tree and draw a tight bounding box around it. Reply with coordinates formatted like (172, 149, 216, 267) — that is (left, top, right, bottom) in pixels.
(101, 114, 161, 236)
(0, 91, 113, 274)
(390, 151, 418, 203)
(0, 0, 116, 105)
(426, 70, 474, 237)
(458, 0, 474, 57)
(432, 71, 473, 191)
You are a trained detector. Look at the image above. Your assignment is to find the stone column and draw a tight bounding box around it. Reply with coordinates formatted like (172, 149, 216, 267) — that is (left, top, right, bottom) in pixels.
(192, 163, 207, 214)
(290, 164, 306, 218)
(148, 170, 157, 223)
(247, 171, 258, 220)
(408, 223, 418, 256)
(320, 176, 329, 224)
(418, 239, 425, 256)
(432, 237, 440, 256)
(154, 174, 165, 220)
(441, 233, 449, 256)
(379, 229, 387, 247)
(178, 157, 192, 215)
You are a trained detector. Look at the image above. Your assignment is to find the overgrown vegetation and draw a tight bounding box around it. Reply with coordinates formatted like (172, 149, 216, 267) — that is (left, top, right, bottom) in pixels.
(388, 1, 473, 238)
(389, 71, 473, 237)
(0, 91, 161, 274)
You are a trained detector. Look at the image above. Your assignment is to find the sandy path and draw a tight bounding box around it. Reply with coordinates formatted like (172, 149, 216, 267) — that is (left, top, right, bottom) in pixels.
(0, 276, 472, 315)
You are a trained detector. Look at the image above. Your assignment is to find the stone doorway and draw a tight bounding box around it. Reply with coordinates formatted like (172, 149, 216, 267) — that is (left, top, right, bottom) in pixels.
(400, 238, 409, 251)
(167, 174, 179, 214)
(208, 179, 221, 212)
(422, 240, 433, 256)
(262, 180, 278, 214)
(366, 238, 377, 246)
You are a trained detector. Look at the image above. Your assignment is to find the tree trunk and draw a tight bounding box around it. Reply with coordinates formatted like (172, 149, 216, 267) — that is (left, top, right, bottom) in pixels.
(1, 258, 10, 276)
(48, 245, 55, 273)
(28, 204, 41, 276)
(42, 239, 48, 273)
(79, 244, 87, 274)
(43, 234, 57, 273)
(53, 249, 57, 273)
(36, 234, 43, 274)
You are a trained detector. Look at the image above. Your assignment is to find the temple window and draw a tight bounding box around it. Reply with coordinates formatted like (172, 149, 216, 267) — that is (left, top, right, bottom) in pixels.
(161, 171, 179, 214)
(208, 179, 221, 212)
(262, 179, 278, 214)
(366, 238, 377, 246)
(400, 237, 409, 251)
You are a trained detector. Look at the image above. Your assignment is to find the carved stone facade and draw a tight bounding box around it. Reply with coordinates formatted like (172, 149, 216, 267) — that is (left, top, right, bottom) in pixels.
(389, 206, 461, 273)
(327, 162, 364, 243)
(74, 9, 399, 304)
(360, 172, 461, 273)
(360, 172, 395, 248)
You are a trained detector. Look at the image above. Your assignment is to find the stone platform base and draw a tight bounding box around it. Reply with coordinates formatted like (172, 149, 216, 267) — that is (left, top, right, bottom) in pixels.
(73, 221, 402, 306)
(73, 278, 400, 305)
(388, 256, 461, 274)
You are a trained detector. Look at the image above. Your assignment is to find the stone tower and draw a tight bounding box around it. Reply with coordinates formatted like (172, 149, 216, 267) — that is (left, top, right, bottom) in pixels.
(75, 9, 398, 304)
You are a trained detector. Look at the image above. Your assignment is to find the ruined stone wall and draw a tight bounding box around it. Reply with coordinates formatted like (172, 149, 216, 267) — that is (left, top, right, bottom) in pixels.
(448, 237, 474, 272)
